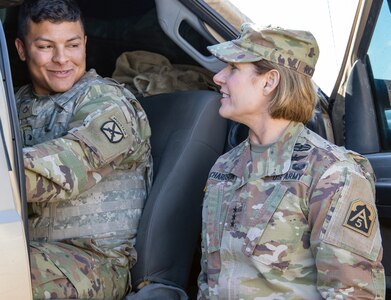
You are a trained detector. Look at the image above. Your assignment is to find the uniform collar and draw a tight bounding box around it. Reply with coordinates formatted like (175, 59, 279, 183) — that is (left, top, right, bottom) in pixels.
(226, 121, 305, 182)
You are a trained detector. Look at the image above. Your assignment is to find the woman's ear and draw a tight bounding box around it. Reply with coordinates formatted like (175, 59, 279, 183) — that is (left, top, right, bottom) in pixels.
(15, 38, 26, 62)
(263, 69, 280, 95)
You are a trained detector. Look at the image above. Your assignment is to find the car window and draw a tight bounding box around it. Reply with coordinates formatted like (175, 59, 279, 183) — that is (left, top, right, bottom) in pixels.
(368, 0, 391, 150)
(200, 0, 359, 97)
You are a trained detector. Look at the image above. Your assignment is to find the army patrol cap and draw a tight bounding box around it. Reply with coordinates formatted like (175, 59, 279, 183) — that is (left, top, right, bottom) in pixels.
(207, 23, 319, 77)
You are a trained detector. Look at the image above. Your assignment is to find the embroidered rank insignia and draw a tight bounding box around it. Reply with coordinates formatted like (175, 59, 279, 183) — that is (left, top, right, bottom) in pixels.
(343, 200, 375, 237)
(101, 120, 124, 143)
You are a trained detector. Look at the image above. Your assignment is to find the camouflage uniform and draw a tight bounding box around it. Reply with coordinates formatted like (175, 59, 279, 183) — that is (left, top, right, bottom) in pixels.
(198, 122, 385, 299)
(16, 69, 152, 299)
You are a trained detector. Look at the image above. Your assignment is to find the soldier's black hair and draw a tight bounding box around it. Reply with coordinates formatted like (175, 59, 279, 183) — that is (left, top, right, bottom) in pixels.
(17, 0, 84, 41)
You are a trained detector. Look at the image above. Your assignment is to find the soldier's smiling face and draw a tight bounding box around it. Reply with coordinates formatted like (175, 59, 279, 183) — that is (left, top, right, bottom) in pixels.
(15, 20, 87, 96)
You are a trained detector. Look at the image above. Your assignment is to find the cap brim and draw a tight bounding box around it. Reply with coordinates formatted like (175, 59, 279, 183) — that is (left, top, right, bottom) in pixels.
(207, 40, 262, 63)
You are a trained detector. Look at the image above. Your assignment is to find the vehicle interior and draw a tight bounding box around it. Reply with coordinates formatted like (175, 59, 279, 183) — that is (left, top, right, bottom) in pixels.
(0, 0, 390, 299)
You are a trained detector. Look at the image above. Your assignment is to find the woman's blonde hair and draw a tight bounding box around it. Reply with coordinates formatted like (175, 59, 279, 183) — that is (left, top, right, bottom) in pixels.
(253, 60, 317, 124)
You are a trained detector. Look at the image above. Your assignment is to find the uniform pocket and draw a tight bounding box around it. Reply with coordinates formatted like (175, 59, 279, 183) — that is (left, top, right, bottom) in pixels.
(322, 172, 382, 261)
(69, 103, 133, 168)
(241, 185, 288, 256)
(30, 241, 88, 296)
(204, 182, 224, 253)
(241, 185, 313, 274)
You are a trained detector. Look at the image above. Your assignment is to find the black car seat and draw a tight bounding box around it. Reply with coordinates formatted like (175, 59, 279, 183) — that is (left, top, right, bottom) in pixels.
(127, 90, 227, 299)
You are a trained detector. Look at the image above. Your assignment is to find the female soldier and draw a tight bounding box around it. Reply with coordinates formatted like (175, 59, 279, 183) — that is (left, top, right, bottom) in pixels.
(198, 23, 385, 299)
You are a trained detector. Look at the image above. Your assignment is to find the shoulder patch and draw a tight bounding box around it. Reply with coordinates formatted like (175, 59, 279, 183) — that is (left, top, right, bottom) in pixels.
(343, 200, 375, 237)
(101, 120, 124, 143)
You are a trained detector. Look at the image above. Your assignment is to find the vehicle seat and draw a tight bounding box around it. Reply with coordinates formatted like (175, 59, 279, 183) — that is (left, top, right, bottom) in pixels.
(127, 90, 227, 299)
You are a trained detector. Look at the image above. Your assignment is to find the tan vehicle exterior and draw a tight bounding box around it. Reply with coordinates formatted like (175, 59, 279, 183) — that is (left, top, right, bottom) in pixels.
(0, 68, 32, 299)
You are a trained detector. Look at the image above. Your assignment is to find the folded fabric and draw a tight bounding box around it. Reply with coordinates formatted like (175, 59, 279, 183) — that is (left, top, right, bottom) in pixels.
(112, 50, 217, 97)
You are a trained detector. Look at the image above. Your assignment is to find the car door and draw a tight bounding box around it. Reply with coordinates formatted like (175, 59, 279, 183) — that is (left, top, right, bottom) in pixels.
(333, 0, 391, 296)
(0, 15, 32, 300)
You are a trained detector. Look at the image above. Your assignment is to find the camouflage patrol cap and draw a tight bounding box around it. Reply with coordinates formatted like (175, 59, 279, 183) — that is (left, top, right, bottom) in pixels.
(207, 23, 319, 77)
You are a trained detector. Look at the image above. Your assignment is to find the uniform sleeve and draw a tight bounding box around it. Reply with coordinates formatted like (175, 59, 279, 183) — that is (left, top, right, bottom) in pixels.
(197, 218, 210, 300)
(24, 84, 151, 203)
(308, 161, 385, 299)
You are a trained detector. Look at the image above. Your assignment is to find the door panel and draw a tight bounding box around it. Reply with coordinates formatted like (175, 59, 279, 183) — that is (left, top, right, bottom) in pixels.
(0, 19, 32, 300)
(155, 0, 226, 72)
(344, 57, 391, 294)
(342, 1, 391, 293)
(0, 113, 31, 300)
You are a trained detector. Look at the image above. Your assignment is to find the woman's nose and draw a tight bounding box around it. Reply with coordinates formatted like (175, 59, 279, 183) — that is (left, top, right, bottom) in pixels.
(213, 67, 227, 86)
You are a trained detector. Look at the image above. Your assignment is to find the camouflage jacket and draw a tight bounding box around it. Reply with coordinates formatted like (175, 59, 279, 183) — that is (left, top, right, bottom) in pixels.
(16, 69, 152, 264)
(198, 122, 385, 299)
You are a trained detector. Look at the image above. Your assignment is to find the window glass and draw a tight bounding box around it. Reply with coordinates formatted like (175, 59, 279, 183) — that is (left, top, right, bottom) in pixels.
(367, 0, 391, 150)
(368, 1, 391, 80)
(202, 0, 358, 96)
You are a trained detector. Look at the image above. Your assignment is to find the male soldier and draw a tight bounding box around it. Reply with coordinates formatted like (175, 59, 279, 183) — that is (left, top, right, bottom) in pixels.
(14, 0, 152, 299)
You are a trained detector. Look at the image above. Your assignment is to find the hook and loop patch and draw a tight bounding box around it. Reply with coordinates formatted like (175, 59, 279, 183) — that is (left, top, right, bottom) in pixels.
(101, 120, 124, 143)
(343, 199, 375, 237)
